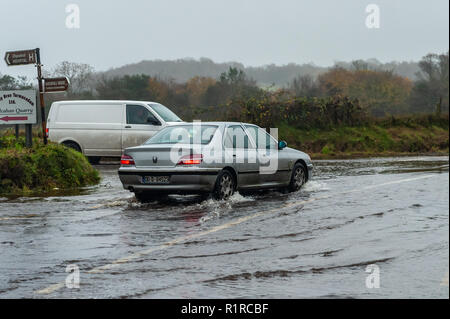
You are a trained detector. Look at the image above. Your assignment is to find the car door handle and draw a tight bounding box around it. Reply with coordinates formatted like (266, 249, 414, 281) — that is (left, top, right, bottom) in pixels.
(125, 125, 131, 128)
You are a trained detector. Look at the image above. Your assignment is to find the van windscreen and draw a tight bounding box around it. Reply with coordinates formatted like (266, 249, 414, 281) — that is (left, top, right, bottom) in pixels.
(148, 103, 182, 122)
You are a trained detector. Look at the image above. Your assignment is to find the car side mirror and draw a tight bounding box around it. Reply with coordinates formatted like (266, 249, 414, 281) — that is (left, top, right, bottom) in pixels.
(278, 140, 287, 150)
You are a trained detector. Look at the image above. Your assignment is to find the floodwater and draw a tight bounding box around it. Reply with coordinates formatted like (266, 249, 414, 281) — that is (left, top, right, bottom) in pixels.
(0, 156, 448, 298)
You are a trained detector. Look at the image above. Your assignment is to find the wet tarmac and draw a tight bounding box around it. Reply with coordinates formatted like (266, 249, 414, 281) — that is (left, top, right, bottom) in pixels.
(0, 156, 448, 298)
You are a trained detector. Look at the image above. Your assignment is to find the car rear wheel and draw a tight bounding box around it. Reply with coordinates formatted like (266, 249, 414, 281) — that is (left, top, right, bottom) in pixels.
(213, 170, 235, 200)
(288, 162, 307, 192)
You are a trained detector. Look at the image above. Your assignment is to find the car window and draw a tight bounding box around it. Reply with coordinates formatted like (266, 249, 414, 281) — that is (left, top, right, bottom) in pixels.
(245, 125, 277, 150)
(224, 125, 252, 149)
(145, 125, 217, 145)
(126, 105, 160, 125)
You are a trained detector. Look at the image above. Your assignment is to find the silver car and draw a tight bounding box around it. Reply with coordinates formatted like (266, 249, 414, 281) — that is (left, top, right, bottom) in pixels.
(118, 122, 313, 202)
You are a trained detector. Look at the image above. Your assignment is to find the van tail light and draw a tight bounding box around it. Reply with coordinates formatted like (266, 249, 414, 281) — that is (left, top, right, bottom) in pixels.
(45, 128, 49, 138)
(177, 154, 203, 165)
(121, 154, 135, 166)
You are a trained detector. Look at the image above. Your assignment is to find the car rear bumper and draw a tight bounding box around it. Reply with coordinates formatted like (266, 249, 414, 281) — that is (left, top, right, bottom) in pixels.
(118, 167, 220, 194)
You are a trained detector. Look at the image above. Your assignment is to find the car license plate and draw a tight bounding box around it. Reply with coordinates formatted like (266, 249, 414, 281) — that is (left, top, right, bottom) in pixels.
(141, 176, 170, 184)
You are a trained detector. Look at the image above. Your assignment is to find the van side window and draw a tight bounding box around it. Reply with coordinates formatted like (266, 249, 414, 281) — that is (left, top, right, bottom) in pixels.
(126, 105, 160, 125)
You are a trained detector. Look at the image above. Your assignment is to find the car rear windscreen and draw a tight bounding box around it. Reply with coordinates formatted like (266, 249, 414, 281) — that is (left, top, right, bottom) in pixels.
(145, 125, 218, 145)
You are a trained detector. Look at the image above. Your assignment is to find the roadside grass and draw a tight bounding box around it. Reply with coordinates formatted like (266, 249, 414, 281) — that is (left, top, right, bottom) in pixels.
(278, 122, 449, 159)
(0, 135, 100, 196)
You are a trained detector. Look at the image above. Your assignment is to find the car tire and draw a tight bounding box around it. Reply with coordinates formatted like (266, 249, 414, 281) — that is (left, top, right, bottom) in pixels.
(288, 162, 307, 192)
(213, 170, 235, 200)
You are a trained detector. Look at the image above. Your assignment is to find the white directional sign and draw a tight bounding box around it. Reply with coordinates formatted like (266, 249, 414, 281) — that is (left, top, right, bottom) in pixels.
(4, 49, 37, 66)
(0, 90, 37, 124)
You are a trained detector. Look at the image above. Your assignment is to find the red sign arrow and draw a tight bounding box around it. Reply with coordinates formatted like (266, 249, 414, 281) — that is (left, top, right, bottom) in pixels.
(0, 116, 28, 122)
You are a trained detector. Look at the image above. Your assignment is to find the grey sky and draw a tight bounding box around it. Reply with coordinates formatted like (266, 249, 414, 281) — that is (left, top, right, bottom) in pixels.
(0, 0, 448, 78)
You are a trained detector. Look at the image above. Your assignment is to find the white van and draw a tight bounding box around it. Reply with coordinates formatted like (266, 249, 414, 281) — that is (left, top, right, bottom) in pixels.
(47, 100, 182, 163)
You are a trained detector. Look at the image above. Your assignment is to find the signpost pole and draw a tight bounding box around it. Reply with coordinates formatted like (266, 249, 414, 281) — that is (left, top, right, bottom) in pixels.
(15, 124, 19, 139)
(35, 48, 47, 145)
(25, 124, 32, 148)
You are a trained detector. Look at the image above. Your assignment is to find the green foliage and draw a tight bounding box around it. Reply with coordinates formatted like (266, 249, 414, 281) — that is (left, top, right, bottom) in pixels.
(231, 92, 367, 129)
(0, 138, 100, 195)
(6, 51, 449, 122)
(278, 115, 448, 157)
(303, 67, 414, 116)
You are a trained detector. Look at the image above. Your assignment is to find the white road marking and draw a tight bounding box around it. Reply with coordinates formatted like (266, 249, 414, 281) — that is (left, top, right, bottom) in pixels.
(0, 217, 33, 221)
(35, 174, 435, 295)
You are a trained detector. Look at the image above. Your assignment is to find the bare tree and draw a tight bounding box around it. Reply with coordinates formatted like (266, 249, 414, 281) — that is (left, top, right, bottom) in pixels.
(289, 74, 318, 97)
(46, 61, 95, 96)
(412, 51, 449, 113)
(0, 74, 33, 90)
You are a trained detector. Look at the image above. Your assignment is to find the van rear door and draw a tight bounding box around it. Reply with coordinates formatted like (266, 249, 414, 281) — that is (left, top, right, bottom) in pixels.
(121, 104, 163, 149)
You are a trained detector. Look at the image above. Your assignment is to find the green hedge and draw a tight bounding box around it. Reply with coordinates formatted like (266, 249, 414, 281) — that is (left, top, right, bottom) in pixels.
(0, 137, 100, 195)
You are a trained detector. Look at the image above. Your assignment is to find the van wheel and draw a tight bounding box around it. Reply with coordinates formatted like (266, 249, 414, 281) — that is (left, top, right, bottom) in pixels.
(62, 141, 81, 153)
(213, 170, 235, 200)
(288, 162, 307, 192)
(88, 156, 101, 165)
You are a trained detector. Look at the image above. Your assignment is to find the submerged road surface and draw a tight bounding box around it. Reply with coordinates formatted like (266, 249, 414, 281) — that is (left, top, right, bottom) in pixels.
(0, 156, 448, 298)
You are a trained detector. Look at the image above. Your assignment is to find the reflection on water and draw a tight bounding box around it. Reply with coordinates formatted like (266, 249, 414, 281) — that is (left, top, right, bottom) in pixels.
(0, 156, 448, 298)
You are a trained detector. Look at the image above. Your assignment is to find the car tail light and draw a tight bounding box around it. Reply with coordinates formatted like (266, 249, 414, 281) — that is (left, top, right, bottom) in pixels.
(121, 154, 135, 166)
(177, 154, 203, 165)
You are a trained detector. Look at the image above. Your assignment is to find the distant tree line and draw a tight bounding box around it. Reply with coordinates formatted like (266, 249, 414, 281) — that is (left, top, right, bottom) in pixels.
(0, 51, 448, 128)
(103, 56, 422, 86)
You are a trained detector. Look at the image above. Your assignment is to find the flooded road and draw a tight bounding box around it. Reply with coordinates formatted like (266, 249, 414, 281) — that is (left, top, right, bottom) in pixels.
(0, 156, 448, 298)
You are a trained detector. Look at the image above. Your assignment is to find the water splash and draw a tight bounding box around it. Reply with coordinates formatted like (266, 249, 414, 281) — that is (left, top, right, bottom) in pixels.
(197, 193, 255, 224)
(302, 181, 330, 192)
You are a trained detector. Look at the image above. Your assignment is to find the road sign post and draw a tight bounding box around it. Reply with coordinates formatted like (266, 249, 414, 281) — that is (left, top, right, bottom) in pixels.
(25, 124, 32, 148)
(4, 49, 37, 66)
(44, 77, 70, 93)
(0, 89, 38, 147)
(3, 48, 58, 145)
(0, 90, 37, 124)
(4, 48, 70, 146)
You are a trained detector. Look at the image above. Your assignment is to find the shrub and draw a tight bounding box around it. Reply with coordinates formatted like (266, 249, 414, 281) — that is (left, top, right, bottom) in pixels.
(0, 138, 100, 195)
